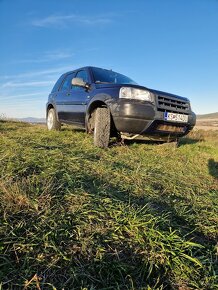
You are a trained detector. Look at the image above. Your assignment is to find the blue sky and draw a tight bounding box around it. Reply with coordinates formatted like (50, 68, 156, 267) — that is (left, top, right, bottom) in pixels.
(0, 0, 218, 118)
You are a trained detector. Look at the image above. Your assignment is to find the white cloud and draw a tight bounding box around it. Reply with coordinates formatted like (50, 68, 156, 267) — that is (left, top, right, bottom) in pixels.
(31, 14, 112, 28)
(2, 98, 45, 105)
(13, 50, 74, 64)
(0, 92, 48, 101)
(0, 61, 75, 118)
(0, 65, 73, 81)
(0, 62, 82, 118)
(1, 80, 54, 89)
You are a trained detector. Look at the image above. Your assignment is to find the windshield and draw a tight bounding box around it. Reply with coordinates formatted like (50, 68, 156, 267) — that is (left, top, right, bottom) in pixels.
(91, 67, 137, 85)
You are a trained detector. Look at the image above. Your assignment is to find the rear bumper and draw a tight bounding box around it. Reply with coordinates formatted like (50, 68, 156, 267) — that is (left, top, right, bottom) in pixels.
(111, 100, 196, 138)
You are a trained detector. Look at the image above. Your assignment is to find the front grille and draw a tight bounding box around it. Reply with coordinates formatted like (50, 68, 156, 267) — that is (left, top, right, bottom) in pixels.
(157, 95, 189, 114)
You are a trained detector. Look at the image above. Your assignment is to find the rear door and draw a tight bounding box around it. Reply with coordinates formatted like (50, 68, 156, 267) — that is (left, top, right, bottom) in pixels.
(55, 72, 76, 122)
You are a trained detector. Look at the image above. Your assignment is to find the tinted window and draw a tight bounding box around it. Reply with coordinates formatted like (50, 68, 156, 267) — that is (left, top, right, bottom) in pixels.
(60, 73, 75, 91)
(91, 67, 137, 85)
(51, 74, 65, 93)
(76, 70, 89, 83)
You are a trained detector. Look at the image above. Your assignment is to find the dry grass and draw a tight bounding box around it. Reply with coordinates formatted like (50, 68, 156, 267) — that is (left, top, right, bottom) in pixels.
(196, 117, 218, 131)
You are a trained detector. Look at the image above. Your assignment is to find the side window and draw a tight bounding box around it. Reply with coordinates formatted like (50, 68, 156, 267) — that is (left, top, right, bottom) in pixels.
(51, 74, 65, 93)
(60, 73, 75, 91)
(76, 70, 89, 83)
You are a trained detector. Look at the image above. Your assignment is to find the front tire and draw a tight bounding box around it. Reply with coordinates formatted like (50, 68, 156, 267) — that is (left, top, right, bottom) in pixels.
(94, 107, 111, 148)
(47, 108, 61, 131)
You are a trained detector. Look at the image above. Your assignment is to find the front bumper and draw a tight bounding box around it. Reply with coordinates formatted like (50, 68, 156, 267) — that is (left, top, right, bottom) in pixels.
(111, 99, 196, 138)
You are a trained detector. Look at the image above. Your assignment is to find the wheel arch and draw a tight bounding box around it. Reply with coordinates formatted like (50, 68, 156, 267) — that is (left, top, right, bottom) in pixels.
(87, 100, 108, 115)
(86, 100, 107, 132)
(46, 104, 54, 117)
(86, 100, 117, 136)
(46, 103, 60, 122)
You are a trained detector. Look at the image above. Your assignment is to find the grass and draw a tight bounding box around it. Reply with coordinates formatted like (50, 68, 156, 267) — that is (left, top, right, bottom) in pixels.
(0, 120, 217, 290)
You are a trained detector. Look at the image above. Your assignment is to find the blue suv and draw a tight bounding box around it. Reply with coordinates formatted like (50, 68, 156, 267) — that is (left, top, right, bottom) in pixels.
(46, 66, 196, 147)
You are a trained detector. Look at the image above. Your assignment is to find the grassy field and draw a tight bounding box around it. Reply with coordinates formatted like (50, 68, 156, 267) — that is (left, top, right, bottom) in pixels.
(196, 113, 218, 131)
(0, 120, 217, 290)
(195, 119, 218, 131)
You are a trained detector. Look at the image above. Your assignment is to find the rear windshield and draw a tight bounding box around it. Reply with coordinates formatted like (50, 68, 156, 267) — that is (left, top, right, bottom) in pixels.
(91, 67, 137, 85)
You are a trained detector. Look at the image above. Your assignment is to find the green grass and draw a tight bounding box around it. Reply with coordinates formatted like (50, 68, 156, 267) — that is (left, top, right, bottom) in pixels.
(0, 120, 217, 290)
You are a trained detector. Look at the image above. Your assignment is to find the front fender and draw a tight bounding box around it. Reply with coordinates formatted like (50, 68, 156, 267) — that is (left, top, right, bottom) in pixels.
(85, 93, 117, 132)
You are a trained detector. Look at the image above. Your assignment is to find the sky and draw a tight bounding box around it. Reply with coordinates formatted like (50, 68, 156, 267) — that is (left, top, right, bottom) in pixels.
(0, 0, 218, 118)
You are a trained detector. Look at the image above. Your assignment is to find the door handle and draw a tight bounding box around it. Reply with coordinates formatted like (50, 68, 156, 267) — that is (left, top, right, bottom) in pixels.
(66, 93, 71, 96)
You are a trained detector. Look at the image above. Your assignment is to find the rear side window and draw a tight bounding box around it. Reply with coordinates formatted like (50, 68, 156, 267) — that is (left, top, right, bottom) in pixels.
(51, 74, 65, 93)
(60, 72, 75, 91)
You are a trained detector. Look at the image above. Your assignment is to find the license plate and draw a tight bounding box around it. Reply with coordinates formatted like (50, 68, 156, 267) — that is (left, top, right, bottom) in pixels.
(164, 112, 188, 123)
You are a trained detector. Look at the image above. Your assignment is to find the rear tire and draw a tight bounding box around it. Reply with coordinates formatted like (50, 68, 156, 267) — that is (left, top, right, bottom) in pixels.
(94, 107, 111, 148)
(47, 108, 61, 131)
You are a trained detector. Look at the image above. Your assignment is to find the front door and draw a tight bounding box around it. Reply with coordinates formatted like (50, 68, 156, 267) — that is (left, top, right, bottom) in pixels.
(56, 70, 90, 125)
(67, 69, 90, 125)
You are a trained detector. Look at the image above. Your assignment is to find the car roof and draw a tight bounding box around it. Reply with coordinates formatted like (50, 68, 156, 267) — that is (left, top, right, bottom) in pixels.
(64, 66, 111, 75)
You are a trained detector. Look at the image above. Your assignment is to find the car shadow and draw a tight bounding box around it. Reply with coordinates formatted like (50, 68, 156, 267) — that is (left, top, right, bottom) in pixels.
(53, 169, 217, 288)
(81, 173, 217, 245)
(178, 137, 201, 146)
(109, 138, 166, 147)
(124, 139, 164, 146)
(112, 137, 201, 147)
(208, 158, 218, 179)
(50, 153, 217, 248)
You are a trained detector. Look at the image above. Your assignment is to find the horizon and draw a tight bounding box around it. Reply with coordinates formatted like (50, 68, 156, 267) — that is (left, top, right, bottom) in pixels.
(0, 0, 218, 118)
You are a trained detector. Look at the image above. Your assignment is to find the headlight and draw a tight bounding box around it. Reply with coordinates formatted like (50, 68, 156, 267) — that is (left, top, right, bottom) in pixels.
(119, 87, 154, 102)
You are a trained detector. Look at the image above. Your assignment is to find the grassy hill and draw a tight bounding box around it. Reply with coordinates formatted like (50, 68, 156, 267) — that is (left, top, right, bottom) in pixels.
(0, 120, 217, 290)
(197, 112, 218, 119)
(17, 117, 46, 123)
(196, 112, 218, 131)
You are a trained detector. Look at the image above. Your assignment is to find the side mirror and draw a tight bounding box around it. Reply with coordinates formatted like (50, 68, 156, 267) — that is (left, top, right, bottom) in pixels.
(72, 77, 89, 88)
